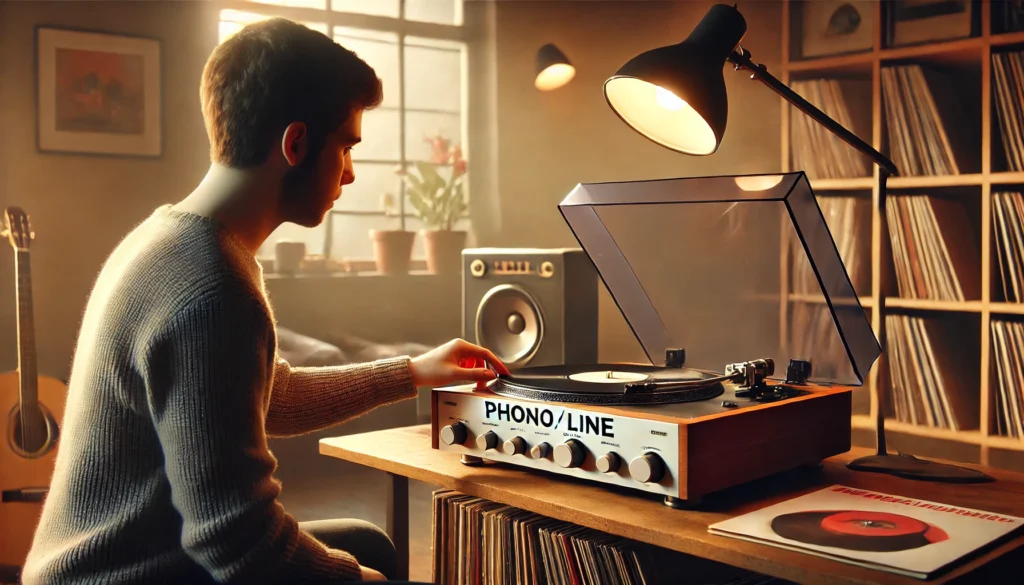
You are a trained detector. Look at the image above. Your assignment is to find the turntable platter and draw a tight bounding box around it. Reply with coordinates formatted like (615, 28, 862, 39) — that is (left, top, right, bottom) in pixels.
(493, 363, 725, 406)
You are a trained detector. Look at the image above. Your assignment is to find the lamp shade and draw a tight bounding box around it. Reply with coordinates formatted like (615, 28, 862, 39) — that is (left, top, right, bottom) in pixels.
(603, 4, 747, 154)
(535, 43, 576, 91)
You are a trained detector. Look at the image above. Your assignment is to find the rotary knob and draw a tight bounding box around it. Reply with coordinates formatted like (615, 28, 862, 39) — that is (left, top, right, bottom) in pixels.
(502, 436, 526, 456)
(596, 452, 621, 473)
(476, 431, 498, 451)
(553, 439, 586, 468)
(440, 422, 467, 445)
(529, 442, 551, 459)
(629, 452, 665, 483)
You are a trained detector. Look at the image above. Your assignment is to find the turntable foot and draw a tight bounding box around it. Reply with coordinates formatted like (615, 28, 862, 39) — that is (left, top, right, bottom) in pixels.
(663, 496, 701, 510)
(802, 460, 824, 470)
(461, 454, 484, 466)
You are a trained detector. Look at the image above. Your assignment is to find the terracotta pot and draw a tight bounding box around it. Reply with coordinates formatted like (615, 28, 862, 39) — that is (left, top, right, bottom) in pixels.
(369, 229, 415, 275)
(421, 229, 467, 275)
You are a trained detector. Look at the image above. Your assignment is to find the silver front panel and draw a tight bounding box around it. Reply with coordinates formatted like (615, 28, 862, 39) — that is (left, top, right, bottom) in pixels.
(435, 387, 680, 497)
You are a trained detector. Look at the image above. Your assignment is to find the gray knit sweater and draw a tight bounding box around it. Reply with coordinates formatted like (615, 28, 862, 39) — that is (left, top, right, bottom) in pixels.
(22, 205, 416, 584)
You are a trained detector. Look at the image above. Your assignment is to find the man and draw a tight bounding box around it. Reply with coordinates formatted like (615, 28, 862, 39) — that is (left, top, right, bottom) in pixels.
(22, 17, 508, 584)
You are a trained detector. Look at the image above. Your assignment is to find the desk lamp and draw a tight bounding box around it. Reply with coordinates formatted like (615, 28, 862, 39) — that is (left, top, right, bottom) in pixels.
(604, 3, 992, 483)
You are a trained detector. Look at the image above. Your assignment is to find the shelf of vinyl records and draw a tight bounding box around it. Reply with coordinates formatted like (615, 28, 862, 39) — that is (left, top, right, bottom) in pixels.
(779, 1, 1024, 469)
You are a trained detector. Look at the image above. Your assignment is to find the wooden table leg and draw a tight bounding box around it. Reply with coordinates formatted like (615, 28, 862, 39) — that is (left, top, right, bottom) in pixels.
(385, 472, 409, 581)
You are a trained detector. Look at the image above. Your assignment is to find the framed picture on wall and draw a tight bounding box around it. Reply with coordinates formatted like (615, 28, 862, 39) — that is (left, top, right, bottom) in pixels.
(35, 26, 161, 157)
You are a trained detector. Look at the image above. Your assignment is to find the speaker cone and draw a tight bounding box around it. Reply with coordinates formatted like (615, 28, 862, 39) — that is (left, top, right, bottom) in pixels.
(475, 284, 543, 366)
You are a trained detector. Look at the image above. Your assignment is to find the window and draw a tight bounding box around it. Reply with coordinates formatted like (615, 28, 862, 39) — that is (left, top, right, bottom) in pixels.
(216, 0, 469, 264)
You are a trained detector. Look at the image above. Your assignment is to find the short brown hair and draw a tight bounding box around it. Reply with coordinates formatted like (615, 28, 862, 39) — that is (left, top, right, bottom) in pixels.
(200, 18, 382, 168)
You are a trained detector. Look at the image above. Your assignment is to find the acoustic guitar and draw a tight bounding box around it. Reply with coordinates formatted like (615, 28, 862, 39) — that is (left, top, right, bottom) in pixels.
(0, 207, 65, 568)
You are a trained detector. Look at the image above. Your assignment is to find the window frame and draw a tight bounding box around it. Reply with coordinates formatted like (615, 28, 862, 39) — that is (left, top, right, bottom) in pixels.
(217, 0, 470, 262)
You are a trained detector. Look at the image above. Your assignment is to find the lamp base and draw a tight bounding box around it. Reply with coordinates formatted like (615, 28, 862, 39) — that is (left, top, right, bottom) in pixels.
(846, 452, 995, 483)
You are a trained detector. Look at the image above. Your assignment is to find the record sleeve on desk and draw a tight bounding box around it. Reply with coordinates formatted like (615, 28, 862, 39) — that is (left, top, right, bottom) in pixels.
(708, 485, 1023, 579)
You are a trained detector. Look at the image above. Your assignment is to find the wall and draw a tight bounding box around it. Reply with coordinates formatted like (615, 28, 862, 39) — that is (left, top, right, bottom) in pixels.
(489, 0, 784, 362)
(0, 0, 219, 381)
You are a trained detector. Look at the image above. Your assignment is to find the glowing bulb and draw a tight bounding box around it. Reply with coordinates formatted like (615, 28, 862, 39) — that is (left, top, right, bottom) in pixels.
(734, 175, 785, 192)
(655, 86, 686, 111)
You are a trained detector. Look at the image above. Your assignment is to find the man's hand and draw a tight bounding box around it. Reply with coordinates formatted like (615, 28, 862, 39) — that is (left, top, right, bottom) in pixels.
(409, 338, 511, 388)
(360, 565, 386, 581)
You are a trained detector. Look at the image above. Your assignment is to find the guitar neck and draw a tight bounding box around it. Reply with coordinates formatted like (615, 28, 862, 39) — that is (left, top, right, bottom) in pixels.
(15, 249, 39, 408)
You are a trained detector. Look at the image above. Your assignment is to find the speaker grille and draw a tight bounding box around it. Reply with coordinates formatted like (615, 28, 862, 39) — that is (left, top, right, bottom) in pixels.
(475, 284, 544, 366)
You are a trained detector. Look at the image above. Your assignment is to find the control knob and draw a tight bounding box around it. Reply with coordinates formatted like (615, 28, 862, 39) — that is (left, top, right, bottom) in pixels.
(629, 452, 665, 483)
(476, 431, 498, 451)
(440, 422, 467, 445)
(502, 436, 526, 456)
(553, 439, 586, 468)
(529, 442, 551, 459)
(596, 452, 621, 473)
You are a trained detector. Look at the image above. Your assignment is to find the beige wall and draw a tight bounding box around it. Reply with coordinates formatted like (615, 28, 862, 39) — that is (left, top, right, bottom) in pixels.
(0, 0, 219, 380)
(0, 0, 783, 382)
(489, 0, 784, 362)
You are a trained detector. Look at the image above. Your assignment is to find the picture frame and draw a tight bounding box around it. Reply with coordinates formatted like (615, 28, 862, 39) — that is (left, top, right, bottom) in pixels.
(35, 26, 162, 157)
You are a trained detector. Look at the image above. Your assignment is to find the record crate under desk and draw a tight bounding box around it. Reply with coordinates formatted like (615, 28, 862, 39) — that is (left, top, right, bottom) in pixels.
(779, 0, 1024, 472)
(318, 424, 1024, 585)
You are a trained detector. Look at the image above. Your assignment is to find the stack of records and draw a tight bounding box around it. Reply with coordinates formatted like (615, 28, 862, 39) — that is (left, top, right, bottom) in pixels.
(431, 490, 790, 585)
(992, 51, 1024, 172)
(991, 319, 1024, 438)
(992, 191, 1024, 303)
(881, 64, 961, 176)
(884, 314, 977, 431)
(789, 78, 872, 180)
(885, 194, 979, 302)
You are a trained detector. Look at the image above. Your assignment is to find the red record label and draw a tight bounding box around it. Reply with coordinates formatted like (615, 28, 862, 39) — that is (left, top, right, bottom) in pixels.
(821, 511, 929, 537)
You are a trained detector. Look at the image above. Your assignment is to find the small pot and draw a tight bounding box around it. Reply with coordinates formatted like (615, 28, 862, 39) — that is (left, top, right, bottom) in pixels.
(369, 229, 415, 275)
(421, 229, 467, 275)
(275, 241, 306, 274)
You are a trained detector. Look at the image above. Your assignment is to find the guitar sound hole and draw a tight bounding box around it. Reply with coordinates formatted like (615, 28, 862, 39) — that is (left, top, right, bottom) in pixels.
(8, 405, 53, 455)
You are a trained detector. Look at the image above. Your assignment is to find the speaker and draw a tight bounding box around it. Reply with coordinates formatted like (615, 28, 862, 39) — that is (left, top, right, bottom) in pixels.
(462, 248, 598, 369)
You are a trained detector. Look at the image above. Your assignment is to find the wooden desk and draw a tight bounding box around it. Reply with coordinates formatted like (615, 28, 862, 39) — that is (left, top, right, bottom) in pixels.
(320, 424, 1024, 584)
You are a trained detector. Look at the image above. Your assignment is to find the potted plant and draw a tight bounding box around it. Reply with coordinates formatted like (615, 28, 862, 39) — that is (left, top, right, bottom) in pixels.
(401, 134, 469, 274)
(369, 192, 415, 275)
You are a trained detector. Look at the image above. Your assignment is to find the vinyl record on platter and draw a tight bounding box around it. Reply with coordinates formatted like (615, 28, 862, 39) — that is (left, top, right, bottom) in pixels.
(491, 363, 725, 406)
(771, 510, 949, 552)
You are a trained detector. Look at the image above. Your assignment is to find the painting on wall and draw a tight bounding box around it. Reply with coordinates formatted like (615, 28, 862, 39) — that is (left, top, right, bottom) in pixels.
(36, 26, 161, 157)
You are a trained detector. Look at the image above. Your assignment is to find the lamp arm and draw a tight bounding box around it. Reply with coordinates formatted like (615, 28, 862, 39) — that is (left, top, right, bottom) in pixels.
(727, 48, 899, 177)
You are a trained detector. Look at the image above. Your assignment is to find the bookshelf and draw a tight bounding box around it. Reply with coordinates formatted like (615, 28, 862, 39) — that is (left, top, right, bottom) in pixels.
(780, 0, 1024, 472)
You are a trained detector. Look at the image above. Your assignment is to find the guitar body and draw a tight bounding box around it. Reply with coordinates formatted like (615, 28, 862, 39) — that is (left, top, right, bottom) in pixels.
(1, 207, 66, 571)
(0, 371, 65, 566)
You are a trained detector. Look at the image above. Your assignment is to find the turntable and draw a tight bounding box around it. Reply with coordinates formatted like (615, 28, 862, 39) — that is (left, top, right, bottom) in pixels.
(431, 172, 881, 509)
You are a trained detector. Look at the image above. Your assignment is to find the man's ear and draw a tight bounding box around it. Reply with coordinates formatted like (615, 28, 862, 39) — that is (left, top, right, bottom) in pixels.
(281, 122, 308, 167)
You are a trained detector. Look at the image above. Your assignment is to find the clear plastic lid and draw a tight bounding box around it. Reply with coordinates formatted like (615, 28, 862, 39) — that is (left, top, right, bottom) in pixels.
(559, 172, 879, 386)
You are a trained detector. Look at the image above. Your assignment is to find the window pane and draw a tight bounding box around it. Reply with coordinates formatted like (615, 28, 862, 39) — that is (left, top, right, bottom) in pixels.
(334, 162, 402, 212)
(404, 37, 464, 113)
(405, 0, 462, 25)
(219, 9, 327, 44)
(328, 214, 405, 260)
(334, 27, 400, 108)
(332, 0, 399, 17)
(405, 111, 462, 162)
(246, 0, 327, 8)
(356, 108, 400, 160)
(259, 222, 326, 259)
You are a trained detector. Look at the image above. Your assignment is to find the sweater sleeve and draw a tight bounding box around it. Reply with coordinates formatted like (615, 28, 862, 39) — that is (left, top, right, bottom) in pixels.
(144, 287, 363, 583)
(265, 355, 417, 437)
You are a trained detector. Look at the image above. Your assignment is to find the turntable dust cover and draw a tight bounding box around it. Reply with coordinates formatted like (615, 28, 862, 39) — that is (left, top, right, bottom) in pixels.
(707, 485, 1023, 579)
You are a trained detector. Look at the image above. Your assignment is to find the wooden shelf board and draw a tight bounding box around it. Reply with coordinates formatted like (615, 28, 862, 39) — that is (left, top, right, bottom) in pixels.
(784, 51, 875, 74)
(989, 302, 1024, 316)
(989, 171, 1024, 185)
(990, 30, 1024, 48)
(887, 174, 984, 188)
(788, 293, 874, 308)
(884, 298, 984, 312)
(879, 36, 984, 65)
(852, 416, 984, 444)
(884, 419, 985, 444)
(810, 177, 875, 191)
(987, 435, 1024, 451)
